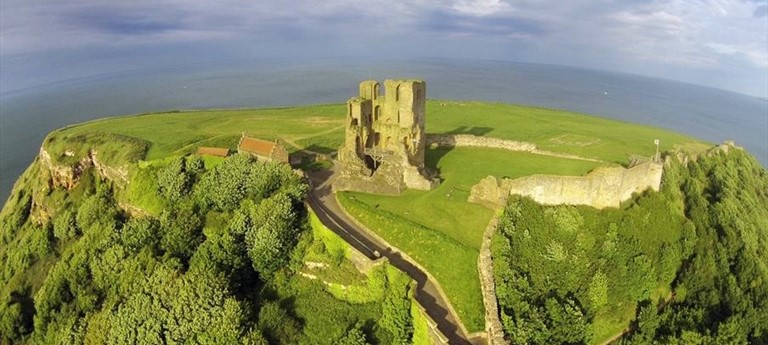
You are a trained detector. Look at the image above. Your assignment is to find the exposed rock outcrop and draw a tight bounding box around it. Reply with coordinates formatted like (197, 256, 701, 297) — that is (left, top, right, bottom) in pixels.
(91, 151, 129, 183)
(39, 148, 91, 190)
(39, 148, 128, 191)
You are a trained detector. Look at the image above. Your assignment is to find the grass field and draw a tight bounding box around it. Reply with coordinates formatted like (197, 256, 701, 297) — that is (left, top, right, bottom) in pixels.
(39, 100, 708, 335)
(426, 100, 709, 163)
(45, 105, 346, 163)
(43, 100, 708, 167)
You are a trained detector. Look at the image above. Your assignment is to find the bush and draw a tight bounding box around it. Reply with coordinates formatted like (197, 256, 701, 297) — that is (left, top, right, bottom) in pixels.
(53, 209, 79, 240)
(156, 157, 192, 201)
(76, 193, 118, 231)
(334, 323, 370, 345)
(257, 302, 300, 344)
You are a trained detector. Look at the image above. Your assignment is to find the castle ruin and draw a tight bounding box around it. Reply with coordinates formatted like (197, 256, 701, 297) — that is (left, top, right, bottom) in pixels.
(334, 80, 436, 194)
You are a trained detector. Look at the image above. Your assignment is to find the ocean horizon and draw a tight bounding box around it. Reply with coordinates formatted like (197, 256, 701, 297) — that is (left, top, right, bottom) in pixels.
(1, 58, 766, 202)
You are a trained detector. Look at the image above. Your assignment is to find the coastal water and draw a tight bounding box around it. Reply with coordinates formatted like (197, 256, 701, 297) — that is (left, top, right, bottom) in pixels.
(1, 59, 766, 201)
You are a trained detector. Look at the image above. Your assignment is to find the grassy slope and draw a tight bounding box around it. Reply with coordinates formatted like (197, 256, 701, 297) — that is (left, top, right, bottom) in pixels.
(33, 100, 706, 335)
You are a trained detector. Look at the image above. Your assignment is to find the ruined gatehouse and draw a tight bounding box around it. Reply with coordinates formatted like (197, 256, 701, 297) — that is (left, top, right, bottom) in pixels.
(334, 80, 436, 194)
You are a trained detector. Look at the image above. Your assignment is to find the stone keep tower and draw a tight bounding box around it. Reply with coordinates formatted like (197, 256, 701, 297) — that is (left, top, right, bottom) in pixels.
(334, 79, 435, 195)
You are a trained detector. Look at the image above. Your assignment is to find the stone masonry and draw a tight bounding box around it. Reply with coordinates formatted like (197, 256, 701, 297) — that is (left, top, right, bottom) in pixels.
(470, 161, 664, 209)
(334, 80, 436, 194)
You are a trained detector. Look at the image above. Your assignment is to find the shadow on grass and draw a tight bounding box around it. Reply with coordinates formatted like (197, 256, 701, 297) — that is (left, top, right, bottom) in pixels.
(445, 126, 493, 136)
(303, 144, 337, 155)
(291, 150, 334, 172)
(427, 126, 496, 180)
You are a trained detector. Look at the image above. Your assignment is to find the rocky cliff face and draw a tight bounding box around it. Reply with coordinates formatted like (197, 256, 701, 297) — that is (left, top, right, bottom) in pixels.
(39, 147, 128, 190)
(39, 148, 89, 190)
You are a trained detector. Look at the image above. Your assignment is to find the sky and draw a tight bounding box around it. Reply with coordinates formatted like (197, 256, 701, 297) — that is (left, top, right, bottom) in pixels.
(1, 0, 767, 98)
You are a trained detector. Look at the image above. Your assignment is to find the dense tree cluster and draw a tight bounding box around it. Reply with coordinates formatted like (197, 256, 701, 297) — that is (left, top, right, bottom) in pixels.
(621, 149, 768, 344)
(0, 152, 415, 345)
(493, 149, 768, 344)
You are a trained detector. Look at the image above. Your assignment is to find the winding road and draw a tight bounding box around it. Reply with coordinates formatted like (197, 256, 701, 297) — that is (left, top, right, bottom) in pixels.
(305, 167, 484, 345)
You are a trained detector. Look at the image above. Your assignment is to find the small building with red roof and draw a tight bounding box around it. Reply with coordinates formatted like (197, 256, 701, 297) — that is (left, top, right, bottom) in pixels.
(237, 133, 289, 163)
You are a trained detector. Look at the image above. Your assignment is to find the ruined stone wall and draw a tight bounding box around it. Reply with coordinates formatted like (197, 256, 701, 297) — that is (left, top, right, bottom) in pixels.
(270, 141, 290, 164)
(470, 161, 663, 209)
(427, 134, 536, 152)
(478, 215, 509, 345)
(334, 157, 408, 195)
(468, 176, 510, 208)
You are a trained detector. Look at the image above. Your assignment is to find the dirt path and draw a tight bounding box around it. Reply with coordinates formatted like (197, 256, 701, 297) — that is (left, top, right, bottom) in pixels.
(282, 125, 344, 152)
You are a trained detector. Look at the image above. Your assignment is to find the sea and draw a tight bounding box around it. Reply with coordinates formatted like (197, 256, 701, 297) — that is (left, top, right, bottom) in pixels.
(1, 59, 766, 202)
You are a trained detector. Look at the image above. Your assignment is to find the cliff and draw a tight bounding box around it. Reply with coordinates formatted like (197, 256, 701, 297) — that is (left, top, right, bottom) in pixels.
(39, 147, 129, 190)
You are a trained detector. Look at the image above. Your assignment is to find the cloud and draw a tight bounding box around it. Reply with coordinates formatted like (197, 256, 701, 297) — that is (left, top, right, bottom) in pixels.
(755, 4, 768, 17)
(421, 10, 545, 37)
(707, 42, 768, 68)
(451, 0, 514, 17)
(0, 0, 765, 96)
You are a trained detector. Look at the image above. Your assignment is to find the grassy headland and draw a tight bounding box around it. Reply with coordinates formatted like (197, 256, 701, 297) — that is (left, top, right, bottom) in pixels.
(29, 100, 707, 335)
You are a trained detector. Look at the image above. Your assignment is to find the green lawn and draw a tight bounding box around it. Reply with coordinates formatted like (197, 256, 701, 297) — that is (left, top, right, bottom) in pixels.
(426, 100, 709, 163)
(348, 147, 603, 250)
(43, 101, 708, 167)
(46, 105, 346, 163)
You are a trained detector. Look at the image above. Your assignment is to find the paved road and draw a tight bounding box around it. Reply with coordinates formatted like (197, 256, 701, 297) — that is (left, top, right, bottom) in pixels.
(305, 168, 483, 345)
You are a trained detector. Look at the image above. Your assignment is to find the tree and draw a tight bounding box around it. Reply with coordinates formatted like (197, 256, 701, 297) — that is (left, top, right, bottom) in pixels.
(160, 208, 204, 260)
(380, 268, 413, 344)
(335, 323, 370, 345)
(588, 270, 609, 310)
(120, 217, 159, 252)
(622, 301, 660, 344)
(544, 297, 590, 344)
(0, 302, 28, 342)
(76, 192, 118, 231)
(244, 194, 299, 278)
(196, 154, 255, 211)
(186, 155, 205, 176)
